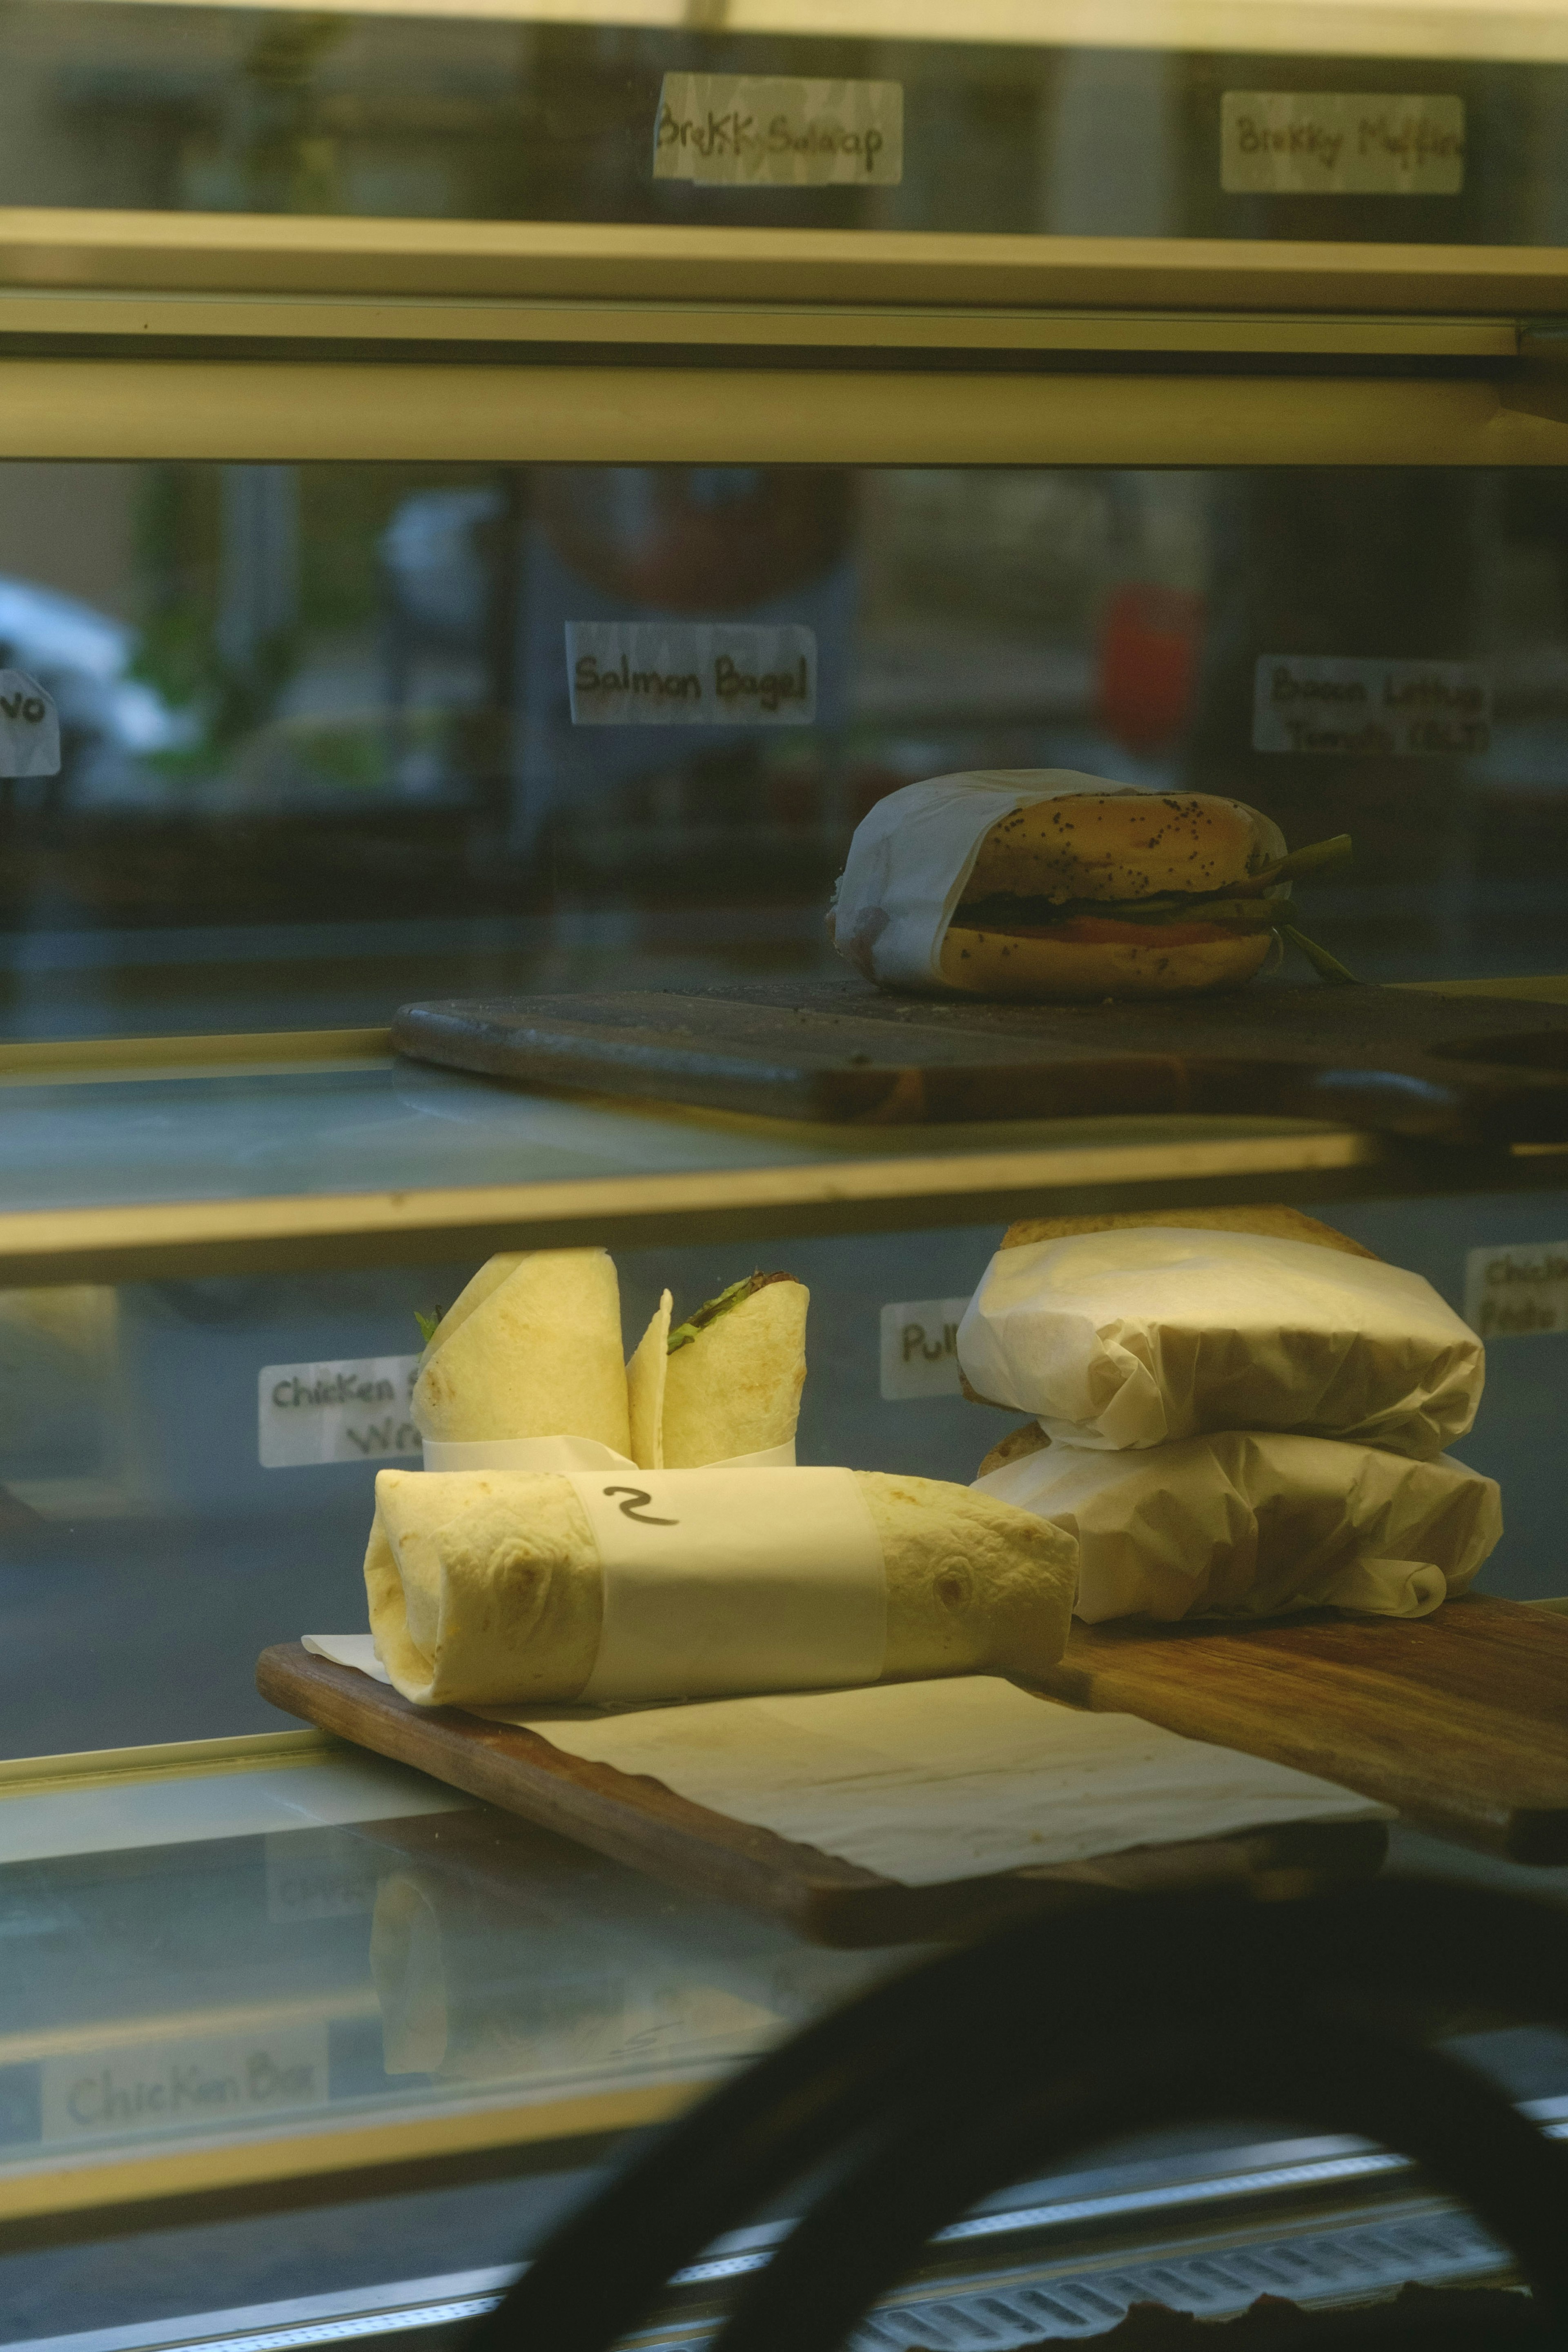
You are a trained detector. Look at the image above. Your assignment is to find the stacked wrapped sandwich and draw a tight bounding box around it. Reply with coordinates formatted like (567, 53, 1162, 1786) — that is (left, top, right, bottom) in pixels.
(962, 1207, 1499, 1623)
(365, 1248, 1078, 1709)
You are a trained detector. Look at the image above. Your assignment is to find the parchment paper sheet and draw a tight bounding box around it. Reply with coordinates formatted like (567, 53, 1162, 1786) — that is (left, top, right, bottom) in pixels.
(302, 1642, 1385, 1889)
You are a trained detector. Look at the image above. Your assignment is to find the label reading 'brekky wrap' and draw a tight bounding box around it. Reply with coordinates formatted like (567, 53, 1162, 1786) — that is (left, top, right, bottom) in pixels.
(568, 1466, 886, 1703)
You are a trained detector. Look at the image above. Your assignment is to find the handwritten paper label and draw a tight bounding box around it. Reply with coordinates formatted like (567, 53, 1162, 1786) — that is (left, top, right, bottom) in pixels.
(42, 2025, 328, 2144)
(569, 1467, 886, 1702)
(0, 670, 59, 777)
(1252, 655, 1491, 757)
(1222, 93, 1465, 195)
(258, 1356, 420, 1469)
(879, 1298, 971, 1401)
(566, 622, 815, 726)
(1464, 1242, 1568, 1339)
(654, 74, 902, 187)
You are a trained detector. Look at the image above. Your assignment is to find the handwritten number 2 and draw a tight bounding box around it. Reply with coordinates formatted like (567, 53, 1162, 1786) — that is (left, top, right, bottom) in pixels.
(602, 1484, 678, 1526)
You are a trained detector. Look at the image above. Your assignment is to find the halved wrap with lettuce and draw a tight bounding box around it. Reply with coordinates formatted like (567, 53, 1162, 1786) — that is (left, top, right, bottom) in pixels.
(628, 1272, 808, 1468)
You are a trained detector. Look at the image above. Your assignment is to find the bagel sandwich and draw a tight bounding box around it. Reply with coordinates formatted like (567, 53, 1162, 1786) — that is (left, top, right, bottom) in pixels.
(938, 792, 1351, 1000)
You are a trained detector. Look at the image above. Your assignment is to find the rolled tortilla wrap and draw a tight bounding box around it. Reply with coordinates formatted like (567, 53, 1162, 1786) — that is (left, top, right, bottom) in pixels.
(364, 1467, 1076, 1707)
(627, 1290, 673, 1470)
(662, 1274, 807, 1467)
(413, 1248, 631, 1454)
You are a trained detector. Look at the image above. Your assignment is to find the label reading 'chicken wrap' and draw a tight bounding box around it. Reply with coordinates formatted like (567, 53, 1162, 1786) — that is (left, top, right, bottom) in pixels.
(568, 1466, 886, 1703)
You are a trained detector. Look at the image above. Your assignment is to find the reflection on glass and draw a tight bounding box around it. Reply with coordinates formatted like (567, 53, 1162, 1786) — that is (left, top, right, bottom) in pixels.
(2, 458, 1567, 1035)
(0, 5, 1565, 238)
(0, 1805, 889, 2174)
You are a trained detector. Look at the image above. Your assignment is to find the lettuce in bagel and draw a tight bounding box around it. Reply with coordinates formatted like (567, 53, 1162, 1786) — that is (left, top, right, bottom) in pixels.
(938, 792, 1352, 999)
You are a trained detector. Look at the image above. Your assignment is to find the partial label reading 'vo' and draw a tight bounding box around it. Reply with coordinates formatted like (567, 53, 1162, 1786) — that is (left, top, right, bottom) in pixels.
(258, 1356, 420, 1468)
(879, 1299, 972, 1401)
(1253, 656, 1491, 758)
(1221, 92, 1464, 195)
(567, 623, 816, 726)
(0, 669, 60, 778)
(654, 74, 902, 186)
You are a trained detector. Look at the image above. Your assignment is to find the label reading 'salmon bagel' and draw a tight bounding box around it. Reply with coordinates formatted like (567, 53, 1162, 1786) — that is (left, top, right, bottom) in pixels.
(566, 623, 816, 727)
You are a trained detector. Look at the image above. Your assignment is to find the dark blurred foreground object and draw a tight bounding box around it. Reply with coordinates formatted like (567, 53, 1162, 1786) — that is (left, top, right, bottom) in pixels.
(468, 1882, 1567, 2352)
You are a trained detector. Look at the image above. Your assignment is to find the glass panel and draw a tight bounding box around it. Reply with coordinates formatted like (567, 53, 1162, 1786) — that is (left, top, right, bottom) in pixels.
(0, 1760, 1562, 2341)
(2, 457, 1566, 1038)
(1, 1, 1564, 243)
(4, 1200, 1566, 1764)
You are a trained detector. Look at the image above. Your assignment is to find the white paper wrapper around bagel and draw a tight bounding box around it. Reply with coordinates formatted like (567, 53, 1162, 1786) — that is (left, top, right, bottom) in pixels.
(830, 769, 1167, 993)
(958, 1227, 1483, 1459)
(363, 1465, 1076, 1707)
(412, 1249, 630, 1456)
(975, 1429, 1500, 1624)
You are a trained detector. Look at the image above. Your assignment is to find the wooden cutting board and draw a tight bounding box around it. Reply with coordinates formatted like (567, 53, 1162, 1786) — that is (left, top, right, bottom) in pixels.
(392, 979, 1568, 1142)
(256, 1644, 1385, 1949)
(1031, 1595, 1568, 1865)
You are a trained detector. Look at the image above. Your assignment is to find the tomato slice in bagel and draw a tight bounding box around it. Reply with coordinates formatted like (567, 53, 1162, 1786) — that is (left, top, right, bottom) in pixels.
(987, 914, 1254, 949)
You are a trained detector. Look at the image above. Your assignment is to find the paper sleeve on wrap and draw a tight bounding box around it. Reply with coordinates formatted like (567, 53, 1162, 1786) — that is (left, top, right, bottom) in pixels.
(423, 1436, 637, 1473)
(974, 1429, 1501, 1623)
(830, 770, 1158, 992)
(568, 1466, 886, 1703)
(958, 1227, 1483, 1458)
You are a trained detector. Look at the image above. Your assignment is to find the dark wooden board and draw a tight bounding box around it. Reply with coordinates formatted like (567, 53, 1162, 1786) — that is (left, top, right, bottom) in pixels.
(1031, 1595, 1568, 1865)
(257, 1644, 1385, 1948)
(393, 978, 1568, 1141)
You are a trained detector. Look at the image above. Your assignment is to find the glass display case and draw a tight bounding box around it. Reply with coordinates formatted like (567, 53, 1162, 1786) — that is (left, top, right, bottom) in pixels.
(3, 4, 1568, 2347)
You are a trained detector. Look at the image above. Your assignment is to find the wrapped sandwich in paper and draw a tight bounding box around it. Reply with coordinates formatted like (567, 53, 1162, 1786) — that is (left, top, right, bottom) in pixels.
(974, 1428, 1499, 1624)
(413, 1248, 632, 1462)
(628, 1272, 808, 1469)
(363, 1464, 1076, 1706)
(958, 1218, 1482, 1459)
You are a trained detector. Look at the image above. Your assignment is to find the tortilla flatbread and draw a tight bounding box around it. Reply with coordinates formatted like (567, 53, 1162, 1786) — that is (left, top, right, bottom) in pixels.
(627, 1290, 672, 1470)
(412, 1248, 631, 1453)
(662, 1276, 807, 1466)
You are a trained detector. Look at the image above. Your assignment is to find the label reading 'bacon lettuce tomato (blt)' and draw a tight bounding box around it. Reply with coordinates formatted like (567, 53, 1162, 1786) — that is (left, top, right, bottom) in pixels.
(654, 74, 902, 186)
(1252, 655, 1491, 757)
(566, 623, 816, 727)
(1221, 92, 1464, 195)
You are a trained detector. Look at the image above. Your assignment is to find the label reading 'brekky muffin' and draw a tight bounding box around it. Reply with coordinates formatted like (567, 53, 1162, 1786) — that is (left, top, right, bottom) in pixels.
(1222, 92, 1464, 195)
